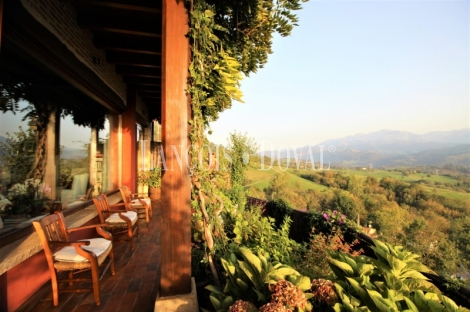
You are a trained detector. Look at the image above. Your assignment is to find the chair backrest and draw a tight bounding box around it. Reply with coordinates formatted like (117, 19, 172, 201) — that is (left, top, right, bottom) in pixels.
(73, 173, 90, 198)
(92, 194, 111, 223)
(32, 213, 69, 266)
(119, 186, 132, 204)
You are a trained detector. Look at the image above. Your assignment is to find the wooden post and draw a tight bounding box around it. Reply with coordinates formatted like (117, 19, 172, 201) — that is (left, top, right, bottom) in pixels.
(44, 110, 57, 200)
(108, 114, 121, 189)
(89, 127, 97, 195)
(121, 87, 137, 191)
(160, 0, 191, 296)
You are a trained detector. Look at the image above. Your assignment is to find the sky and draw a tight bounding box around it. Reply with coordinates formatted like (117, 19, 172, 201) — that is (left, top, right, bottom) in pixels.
(207, 0, 469, 150)
(1, 1, 468, 151)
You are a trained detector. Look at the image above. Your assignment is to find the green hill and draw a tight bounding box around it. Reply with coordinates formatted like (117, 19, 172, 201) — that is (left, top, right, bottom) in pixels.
(245, 167, 328, 191)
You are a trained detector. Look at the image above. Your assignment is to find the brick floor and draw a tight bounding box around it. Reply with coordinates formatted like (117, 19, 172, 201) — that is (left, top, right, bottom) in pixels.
(28, 200, 162, 312)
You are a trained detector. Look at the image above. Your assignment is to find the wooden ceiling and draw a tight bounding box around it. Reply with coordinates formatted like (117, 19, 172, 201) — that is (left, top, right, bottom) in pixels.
(63, 0, 163, 121)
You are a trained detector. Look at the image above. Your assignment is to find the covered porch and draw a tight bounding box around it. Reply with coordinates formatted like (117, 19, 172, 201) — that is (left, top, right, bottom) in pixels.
(0, 0, 193, 310)
(22, 199, 162, 312)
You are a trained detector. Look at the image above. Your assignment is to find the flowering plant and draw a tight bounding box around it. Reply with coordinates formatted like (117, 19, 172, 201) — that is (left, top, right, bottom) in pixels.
(6, 179, 51, 216)
(322, 210, 346, 225)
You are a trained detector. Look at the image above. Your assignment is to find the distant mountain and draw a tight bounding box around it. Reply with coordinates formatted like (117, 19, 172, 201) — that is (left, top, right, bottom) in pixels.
(61, 147, 87, 159)
(317, 129, 469, 155)
(260, 129, 470, 167)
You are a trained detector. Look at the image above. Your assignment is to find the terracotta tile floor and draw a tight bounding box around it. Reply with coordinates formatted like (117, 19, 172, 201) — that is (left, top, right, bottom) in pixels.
(29, 200, 162, 312)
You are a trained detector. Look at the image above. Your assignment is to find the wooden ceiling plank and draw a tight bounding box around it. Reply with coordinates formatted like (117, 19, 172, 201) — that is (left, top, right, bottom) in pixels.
(107, 51, 162, 67)
(116, 65, 161, 77)
(62, 0, 161, 13)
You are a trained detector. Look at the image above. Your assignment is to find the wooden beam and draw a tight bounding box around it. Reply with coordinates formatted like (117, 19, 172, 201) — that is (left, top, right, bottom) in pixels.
(62, 0, 162, 13)
(138, 91, 161, 97)
(107, 51, 162, 67)
(94, 32, 162, 55)
(160, 0, 191, 297)
(117, 65, 161, 77)
(77, 9, 161, 37)
(134, 85, 161, 92)
(124, 76, 161, 86)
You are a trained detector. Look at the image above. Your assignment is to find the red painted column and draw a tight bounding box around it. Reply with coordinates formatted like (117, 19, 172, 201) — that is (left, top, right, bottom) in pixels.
(160, 0, 192, 296)
(121, 87, 137, 191)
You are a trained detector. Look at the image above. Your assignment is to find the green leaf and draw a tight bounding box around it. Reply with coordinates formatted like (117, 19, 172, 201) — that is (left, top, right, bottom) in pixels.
(403, 296, 419, 312)
(238, 261, 263, 291)
(205, 285, 224, 294)
(254, 288, 267, 303)
(268, 267, 300, 281)
(357, 263, 375, 276)
(329, 258, 355, 276)
(438, 294, 459, 312)
(236, 278, 249, 291)
(365, 289, 395, 312)
(292, 275, 311, 291)
(239, 248, 263, 275)
(210, 294, 221, 310)
(221, 296, 234, 310)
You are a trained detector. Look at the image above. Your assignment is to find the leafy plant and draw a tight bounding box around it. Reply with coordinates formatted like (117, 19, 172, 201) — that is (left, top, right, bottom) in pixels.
(226, 206, 300, 266)
(206, 248, 312, 311)
(299, 229, 362, 279)
(328, 239, 468, 312)
(138, 168, 161, 188)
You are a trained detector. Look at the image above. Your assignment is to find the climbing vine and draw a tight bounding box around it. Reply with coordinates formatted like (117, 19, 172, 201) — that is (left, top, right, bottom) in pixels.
(187, 0, 308, 283)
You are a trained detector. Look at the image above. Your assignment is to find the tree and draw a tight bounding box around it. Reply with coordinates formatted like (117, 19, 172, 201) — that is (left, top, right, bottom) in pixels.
(0, 127, 36, 184)
(347, 174, 363, 196)
(333, 190, 365, 224)
(226, 132, 258, 186)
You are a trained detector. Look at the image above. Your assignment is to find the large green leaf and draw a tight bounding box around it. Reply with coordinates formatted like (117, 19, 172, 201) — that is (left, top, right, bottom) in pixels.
(268, 267, 300, 281)
(399, 270, 428, 281)
(240, 248, 263, 274)
(365, 289, 396, 312)
(403, 279, 440, 293)
(438, 294, 459, 312)
(412, 291, 445, 312)
(357, 263, 375, 277)
(206, 285, 224, 295)
(329, 258, 355, 276)
(403, 296, 419, 312)
(238, 260, 263, 291)
(210, 294, 221, 310)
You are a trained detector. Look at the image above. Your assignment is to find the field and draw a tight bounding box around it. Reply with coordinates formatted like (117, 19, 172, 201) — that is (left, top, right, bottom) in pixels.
(339, 169, 460, 184)
(244, 167, 328, 191)
(246, 166, 469, 202)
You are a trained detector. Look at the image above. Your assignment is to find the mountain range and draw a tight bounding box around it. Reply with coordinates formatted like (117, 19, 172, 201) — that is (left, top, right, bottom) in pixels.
(261, 129, 470, 167)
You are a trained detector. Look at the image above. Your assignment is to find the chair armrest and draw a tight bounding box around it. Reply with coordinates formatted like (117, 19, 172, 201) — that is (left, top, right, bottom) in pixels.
(66, 223, 109, 232)
(137, 199, 150, 208)
(106, 209, 128, 213)
(51, 241, 90, 247)
(109, 203, 127, 210)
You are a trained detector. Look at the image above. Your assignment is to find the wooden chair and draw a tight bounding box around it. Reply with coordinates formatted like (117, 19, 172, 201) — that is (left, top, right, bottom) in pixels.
(92, 194, 139, 250)
(119, 186, 152, 226)
(32, 212, 115, 306)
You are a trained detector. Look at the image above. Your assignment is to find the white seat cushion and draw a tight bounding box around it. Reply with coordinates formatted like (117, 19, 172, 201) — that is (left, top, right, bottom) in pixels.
(131, 198, 151, 207)
(54, 238, 111, 262)
(105, 211, 138, 223)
